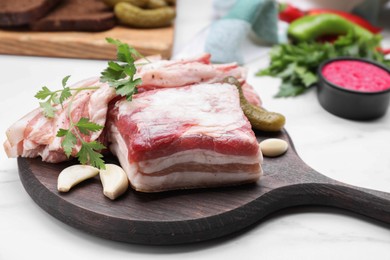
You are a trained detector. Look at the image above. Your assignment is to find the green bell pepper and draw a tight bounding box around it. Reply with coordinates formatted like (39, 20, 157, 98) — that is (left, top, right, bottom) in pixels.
(288, 13, 374, 42)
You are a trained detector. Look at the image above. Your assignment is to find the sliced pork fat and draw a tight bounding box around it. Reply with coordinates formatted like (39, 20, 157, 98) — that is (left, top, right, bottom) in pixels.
(136, 53, 262, 106)
(108, 83, 263, 192)
(4, 77, 116, 163)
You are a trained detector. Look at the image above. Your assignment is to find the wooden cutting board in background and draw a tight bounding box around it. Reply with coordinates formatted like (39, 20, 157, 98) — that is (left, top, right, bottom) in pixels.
(0, 26, 174, 59)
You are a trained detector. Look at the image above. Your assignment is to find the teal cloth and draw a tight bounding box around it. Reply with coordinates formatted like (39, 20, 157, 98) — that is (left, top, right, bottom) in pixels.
(224, 0, 279, 43)
(205, 0, 279, 64)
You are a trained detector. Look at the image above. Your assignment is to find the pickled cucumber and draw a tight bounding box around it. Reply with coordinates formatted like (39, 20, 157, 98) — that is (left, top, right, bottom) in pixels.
(224, 77, 286, 132)
(115, 2, 176, 28)
(103, 0, 149, 8)
(147, 0, 168, 9)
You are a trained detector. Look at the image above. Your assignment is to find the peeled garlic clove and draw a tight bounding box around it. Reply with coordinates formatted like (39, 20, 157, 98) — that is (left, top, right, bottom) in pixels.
(259, 138, 288, 157)
(57, 165, 99, 192)
(99, 164, 129, 200)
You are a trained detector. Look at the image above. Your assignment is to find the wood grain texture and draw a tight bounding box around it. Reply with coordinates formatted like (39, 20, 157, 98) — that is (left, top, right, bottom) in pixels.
(0, 26, 174, 59)
(17, 130, 390, 245)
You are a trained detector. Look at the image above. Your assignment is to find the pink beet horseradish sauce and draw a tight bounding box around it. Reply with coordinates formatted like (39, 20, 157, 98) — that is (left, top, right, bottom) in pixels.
(322, 60, 390, 92)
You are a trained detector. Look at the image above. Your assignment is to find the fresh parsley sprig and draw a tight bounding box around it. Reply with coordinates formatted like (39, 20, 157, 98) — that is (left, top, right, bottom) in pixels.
(35, 75, 99, 117)
(100, 38, 145, 101)
(35, 76, 106, 169)
(35, 75, 71, 117)
(56, 118, 106, 169)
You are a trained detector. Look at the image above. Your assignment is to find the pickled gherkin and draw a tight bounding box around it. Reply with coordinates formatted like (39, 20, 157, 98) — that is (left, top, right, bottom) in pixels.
(115, 2, 175, 28)
(103, 0, 149, 8)
(224, 77, 286, 132)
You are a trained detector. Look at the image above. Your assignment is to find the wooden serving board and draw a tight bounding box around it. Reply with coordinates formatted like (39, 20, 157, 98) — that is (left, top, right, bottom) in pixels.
(0, 26, 174, 59)
(17, 129, 390, 245)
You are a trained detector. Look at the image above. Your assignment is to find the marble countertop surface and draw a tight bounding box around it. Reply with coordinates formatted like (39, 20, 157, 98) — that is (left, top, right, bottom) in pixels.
(1, 1, 390, 259)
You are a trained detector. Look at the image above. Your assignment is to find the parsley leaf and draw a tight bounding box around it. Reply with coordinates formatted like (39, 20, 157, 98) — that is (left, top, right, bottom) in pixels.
(57, 128, 77, 157)
(59, 87, 72, 105)
(35, 86, 54, 100)
(77, 141, 106, 169)
(114, 78, 141, 101)
(75, 117, 104, 135)
(106, 37, 144, 62)
(62, 75, 71, 87)
(39, 101, 56, 118)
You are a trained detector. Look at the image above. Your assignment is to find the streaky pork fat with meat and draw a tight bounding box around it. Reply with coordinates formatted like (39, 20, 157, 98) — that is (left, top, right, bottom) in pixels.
(108, 83, 262, 192)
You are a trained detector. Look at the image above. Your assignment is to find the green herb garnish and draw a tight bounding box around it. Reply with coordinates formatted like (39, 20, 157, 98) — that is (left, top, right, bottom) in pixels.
(257, 32, 390, 97)
(56, 115, 105, 169)
(35, 76, 106, 169)
(100, 37, 145, 101)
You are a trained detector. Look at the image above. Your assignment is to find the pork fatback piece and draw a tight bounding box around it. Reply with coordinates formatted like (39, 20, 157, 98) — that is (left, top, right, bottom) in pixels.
(4, 77, 116, 163)
(108, 83, 263, 192)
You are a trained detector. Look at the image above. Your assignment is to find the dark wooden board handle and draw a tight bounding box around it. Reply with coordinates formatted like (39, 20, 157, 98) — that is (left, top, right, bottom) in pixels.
(271, 168, 390, 223)
(319, 182, 390, 223)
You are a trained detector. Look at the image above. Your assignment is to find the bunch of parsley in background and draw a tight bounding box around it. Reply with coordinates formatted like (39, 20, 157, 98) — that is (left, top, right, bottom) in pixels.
(257, 32, 390, 97)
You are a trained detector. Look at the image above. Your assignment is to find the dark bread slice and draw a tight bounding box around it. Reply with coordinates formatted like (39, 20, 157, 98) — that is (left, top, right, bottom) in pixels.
(0, 0, 62, 27)
(31, 0, 115, 32)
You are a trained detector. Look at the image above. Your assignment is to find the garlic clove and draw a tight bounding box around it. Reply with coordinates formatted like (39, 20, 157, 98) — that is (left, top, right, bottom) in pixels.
(259, 138, 288, 157)
(99, 164, 129, 200)
(57, 165, 99, 192)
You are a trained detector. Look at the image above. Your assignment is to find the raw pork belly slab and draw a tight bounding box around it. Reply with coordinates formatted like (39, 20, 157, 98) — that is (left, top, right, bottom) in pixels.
(108, 83, 263, 192)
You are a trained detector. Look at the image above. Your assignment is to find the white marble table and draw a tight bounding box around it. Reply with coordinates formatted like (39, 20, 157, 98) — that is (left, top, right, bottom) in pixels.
(1, 1, 390, 259)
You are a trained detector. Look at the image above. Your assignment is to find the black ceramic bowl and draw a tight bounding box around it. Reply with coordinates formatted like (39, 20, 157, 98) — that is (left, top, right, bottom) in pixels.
(317, 57, 390, 120)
